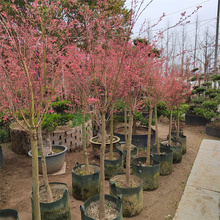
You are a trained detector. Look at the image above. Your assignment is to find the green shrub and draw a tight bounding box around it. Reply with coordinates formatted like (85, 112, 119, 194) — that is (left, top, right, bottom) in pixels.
(114, 99, 125, 111)
(0, 129, 9, 141)
(202, 81, 212, 87)
(190, 76, 197, 81)
(214, 93, 220, 104)
(172, 104, 189, 121)
(141, 118, 155, 127)
(209, 93, 218, 99)
(113, 115, 125, 123)
(202, 100, 218, 112)
(205, 88, 219, 96)
(51, 100, 72, 114)
(192, 100, 218, 120)
(157, 101, 169, 118)
(211, 74, 220, 81)
(192, 96, 205, 105)
(134, 110, 144, 121)
(195, 87, 206, 94)
(193, 85, 199, 90)
(42, 114, 61, 132)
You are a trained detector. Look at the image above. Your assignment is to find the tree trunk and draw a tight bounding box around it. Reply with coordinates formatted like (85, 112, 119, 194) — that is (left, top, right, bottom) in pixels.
(99, 112, 106, 220)
(82, 112, 90, 174)
(38, 126, 53, 203)
(146, 106, 153, 166)
(45, 130, 52, 155)
(132, 118, 137, 135)
(124, 105, 128, 150)
(109, 105, 114, 160)
(126, 110, 133, 187)
(168, 109, 173, 145)
(30, 129, 41, 220)
(176, 106, 180, 139)
(155, 106, 160, 154)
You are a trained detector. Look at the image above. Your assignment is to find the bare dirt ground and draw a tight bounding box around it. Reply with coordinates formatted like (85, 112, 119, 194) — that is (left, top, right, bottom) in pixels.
(0, 119, 219, 220)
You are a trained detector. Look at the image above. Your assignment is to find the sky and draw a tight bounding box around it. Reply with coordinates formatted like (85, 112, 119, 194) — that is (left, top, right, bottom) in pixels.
(125, 0, 218, 39)
(124, 0, 219, 67)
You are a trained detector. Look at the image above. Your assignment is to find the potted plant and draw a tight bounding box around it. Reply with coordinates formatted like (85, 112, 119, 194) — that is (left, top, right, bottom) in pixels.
(114, 108, 156, 149)
(0, 1, 71, 218)
(65, 0, 136, 218)
(131, 52, 165, 189)
(160, 65, 189, 164)
(110, 40, 160, 216)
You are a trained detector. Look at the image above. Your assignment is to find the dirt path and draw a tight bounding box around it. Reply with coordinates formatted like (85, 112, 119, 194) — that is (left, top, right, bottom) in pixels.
(0, 120, 219, 220)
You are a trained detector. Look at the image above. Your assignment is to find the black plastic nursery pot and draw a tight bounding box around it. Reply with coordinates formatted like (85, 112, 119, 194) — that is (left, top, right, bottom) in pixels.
(31, 182, 71, 220)
(116, 142, 137, 167)
(90, 136, 120, 157)
(114, 127, 155, 148)
(185, 113, 210, 126)
(151, 147, 173, 175)
(72, 163, 100, 201)
(171, 130, 184, 137)
(103, 151, 124, 180)
(131, 157, 160, 190)
(168, 134, 187, 154)
(205, 123, 220, 138)
(0, 209, 19, 220)
(28, 145, 67, 174)
(109, 173, 143, 217)
(80, 194, 123, 220)
(176, 135, 187, 154)
(160, 140, 182, 164)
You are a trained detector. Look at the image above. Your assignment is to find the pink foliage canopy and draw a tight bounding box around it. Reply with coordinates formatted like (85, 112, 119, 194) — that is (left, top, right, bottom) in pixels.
(0, 1, 70, 126)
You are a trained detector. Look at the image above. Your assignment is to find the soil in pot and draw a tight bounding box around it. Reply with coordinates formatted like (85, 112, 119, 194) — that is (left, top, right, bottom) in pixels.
(85, 200, 119, 220)
(103, 151, 124, 180)
(132, 157, 160, 190)
(72, 163, 100, 201)
(90, 136, 120, 157)
(109, 173, 143, 217)
(32, 182, 71, 220)
(81, 194, 122, 220)
(160, 140, 182, 164)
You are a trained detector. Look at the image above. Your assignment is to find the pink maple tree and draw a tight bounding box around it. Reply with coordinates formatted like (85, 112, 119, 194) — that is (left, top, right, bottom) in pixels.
(64, 1, 134, 218)
(165, 65, 191, 145)
(0, 1, 71, 218)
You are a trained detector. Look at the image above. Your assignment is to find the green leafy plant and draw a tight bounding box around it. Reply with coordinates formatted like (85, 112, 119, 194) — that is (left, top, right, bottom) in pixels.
(41, 114, 61, 132)
(0, 129, 9, 141)
(191, 96, 205, 105)
(202, 81, 212, 87)
(190, 76, 197, 81)
(193, 100, 218, 120)
(157, 101, 170, 118)
(195, 87, 206, 94)
(72, 111, 89, 127)
(211, 74, 220, 81)
(51, 100, 72, 114)
(172, 104, 189, 121)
